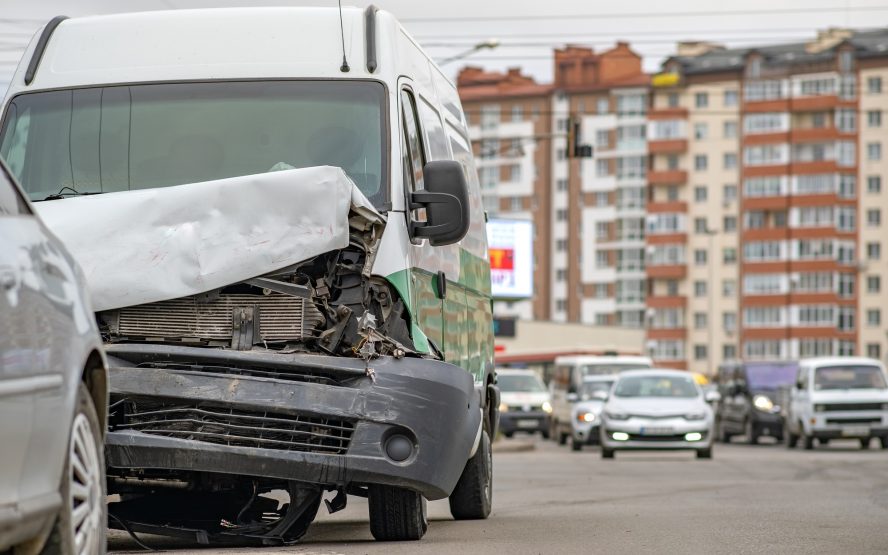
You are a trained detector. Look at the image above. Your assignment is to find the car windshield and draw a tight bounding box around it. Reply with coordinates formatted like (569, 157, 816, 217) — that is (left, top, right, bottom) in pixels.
(814, 365, 887, 390)
(579, 363, 651, 377)
(498, 374, 547, 393)
(613, 375, 699, 398)
(581, 381, 613, 398)
(0, 80, 388, 207)
(745, 363, 798, 390)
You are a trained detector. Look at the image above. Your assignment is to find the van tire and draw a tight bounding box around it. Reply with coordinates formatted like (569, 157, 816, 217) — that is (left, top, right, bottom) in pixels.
(558, 429, 568, 446)
(368, 485, 427, 541)
(601, 447, 615, 459)
(570, 437, 582, 451)
(801, 426, 814, 450)
(448, 428, 492, 520)
(696, 447, 712, 459)
(41, 384, 106, 555)
(881, 436, 888, 449)
(860, 437, 871, 450)
(785, 422, 798, 448)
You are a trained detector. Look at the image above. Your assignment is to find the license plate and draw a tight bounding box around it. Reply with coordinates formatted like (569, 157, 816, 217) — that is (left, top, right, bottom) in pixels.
(517, 419, 538, 429)
(639, 427, 674, 436)
(842, 426, 870, 437)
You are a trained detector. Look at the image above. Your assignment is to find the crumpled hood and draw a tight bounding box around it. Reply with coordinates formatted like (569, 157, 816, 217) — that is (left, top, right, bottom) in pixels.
(34, 166, 382, 312)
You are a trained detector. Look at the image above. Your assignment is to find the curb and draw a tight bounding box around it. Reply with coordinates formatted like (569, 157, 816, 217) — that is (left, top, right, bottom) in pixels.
(493, 440, 536, 454)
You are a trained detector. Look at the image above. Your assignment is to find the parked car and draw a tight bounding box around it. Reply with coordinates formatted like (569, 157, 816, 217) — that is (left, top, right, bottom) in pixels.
(3, 8, 495, 543)
(786, 357, 888, 450)
(599, 370, 717, 459)
(716, 361, 797, 444)
(549, 355, 652, 444)
(0, 159, 108, 554)
(568, 375, 615, 451)
(497, 369, 552, 439)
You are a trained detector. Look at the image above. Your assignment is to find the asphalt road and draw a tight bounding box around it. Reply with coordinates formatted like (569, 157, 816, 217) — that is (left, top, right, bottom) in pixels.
(109, 437, 888, 554)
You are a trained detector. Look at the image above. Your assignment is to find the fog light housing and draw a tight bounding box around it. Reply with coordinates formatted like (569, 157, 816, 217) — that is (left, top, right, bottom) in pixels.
(612, 432, 629, 441)
(384, 434, 414, 462)
(685, 432, 703, 442)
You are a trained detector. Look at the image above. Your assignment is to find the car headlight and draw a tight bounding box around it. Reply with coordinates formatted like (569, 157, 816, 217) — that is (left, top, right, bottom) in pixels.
(542, 401, 553, 414)
(753, 395, 774, 412)
(605, 411, 630, 420)
(576, 412, 596, 423)
(684, 412, 705, 421)
(499, 402, 508, 413)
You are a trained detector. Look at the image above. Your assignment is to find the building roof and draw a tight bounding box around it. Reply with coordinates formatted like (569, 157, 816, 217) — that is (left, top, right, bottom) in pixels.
(457, 66, 552, 102)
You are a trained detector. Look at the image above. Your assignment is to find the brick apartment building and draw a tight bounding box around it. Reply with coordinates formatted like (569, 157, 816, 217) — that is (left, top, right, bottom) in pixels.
(457, 28, 888, 374)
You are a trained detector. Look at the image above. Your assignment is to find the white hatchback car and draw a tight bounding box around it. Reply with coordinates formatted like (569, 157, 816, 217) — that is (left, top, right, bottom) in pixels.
(600, 370, 716, 459)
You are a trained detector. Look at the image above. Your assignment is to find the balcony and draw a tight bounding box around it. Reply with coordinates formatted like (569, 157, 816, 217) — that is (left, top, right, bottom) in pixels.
(646, 328, 688, 340)
(647, 200, 687, 213)
(648, 139, 688, 155)
(647, 232, 688, 245)
(646, 295, 687, 309)
(647, 264, 687, 279)
(648, 169, 687, 186)
(648, 107, 688, 120)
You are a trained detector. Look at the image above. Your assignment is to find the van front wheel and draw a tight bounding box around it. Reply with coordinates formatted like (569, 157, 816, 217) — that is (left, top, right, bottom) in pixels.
(368, 485, 428, 541)
(449, 428, 493, 520)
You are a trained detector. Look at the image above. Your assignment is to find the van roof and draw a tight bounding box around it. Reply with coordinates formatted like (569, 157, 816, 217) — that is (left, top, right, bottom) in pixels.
(554, 355, 653, 365)
(7, 7, 427, 92)
(801, 357, 885, 368)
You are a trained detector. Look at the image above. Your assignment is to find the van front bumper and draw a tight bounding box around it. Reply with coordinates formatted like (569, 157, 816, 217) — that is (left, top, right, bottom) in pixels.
(104, 344, 481, 500)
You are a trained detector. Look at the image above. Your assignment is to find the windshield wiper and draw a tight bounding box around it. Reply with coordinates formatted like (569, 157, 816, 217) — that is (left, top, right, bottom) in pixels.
(38, 186, 106, 202)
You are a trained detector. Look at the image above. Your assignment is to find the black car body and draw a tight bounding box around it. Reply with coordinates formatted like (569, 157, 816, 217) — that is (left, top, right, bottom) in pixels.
(716, 361, 798, 444)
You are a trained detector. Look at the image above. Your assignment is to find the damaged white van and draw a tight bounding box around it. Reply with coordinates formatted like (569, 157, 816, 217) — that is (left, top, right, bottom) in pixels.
(0, 6, 496, 544)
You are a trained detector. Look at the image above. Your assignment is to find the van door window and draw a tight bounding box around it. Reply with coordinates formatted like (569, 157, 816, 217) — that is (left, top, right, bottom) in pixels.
(400, 90, 425, 192)
(416, 97, 450, 161)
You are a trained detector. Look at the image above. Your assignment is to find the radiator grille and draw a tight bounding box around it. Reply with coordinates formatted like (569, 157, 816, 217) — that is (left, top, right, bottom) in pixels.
(821, 403, 884, 412)
(111, 397, 353, 455)
(117, 293, 324, 342)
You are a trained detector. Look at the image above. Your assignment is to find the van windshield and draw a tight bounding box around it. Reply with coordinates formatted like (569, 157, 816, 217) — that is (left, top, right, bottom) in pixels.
(0, 80, 388, 207)
(814, 365, 887, 390)
(580, 363, 651, 377)
(498, 374, 547, 393)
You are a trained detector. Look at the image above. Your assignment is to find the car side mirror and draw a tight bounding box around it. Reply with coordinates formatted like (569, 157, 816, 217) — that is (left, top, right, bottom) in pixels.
(704, 390, 721, 403)
(410, 161, 470, 246)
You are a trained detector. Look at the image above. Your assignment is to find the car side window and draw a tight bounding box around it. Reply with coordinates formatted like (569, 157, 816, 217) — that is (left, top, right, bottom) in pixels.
(0, 165, 31, 216)
(797, 368, 808, 390)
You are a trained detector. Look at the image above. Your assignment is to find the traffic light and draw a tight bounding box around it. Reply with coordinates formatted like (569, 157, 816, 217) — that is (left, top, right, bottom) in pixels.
(567, 116, 593, 159)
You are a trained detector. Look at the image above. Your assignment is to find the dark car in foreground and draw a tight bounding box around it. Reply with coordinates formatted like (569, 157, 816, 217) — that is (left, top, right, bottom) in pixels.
(716, 361, 797, 444)
(0, 160, 108, 554)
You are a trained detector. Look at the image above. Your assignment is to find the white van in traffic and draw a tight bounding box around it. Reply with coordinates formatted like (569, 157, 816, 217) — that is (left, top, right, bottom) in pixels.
(1, 7, 495, 544)
(786, 357, 888, 450)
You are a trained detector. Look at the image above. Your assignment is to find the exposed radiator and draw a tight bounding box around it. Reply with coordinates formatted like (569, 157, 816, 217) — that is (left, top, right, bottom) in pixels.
(116, 293, 324, 342)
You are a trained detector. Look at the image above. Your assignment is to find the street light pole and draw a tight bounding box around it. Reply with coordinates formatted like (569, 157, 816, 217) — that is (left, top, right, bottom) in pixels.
(705, 227, 719, 377)
(437, 39, 501, 66)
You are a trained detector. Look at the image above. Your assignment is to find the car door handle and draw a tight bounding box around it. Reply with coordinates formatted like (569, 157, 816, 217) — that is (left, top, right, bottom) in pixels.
(0, 266, 17, 290)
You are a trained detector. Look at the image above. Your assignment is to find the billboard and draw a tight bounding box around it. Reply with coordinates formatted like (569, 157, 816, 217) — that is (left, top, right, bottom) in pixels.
(486, 218, 533, 299)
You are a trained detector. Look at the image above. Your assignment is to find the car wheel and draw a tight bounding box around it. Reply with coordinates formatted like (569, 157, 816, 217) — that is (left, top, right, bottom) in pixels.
(448, 427, 493, 521)
(558, 428, 568, 446)
(601, 447, 615, 459)
(369, 485, 428, 541)
(696, 447, 712, 459)
(570, 437, 582, 452)
(880, 436, 888, 449)
(41, 384, 106, 555)
(818, 438, 830, 446)
(719, 421, 732, 444)
(541, 429, 550, 440)
(745, 419, 758, 445)
(860, 437, 872, 450)
(785, 422, 798, 448)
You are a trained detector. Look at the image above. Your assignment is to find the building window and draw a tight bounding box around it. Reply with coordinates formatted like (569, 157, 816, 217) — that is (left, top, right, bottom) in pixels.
(723, 216, 737, 232)
(595, 129, 610, 149)
(666, 186, 679, 201)
(724, 90, 738, 107)
(723, 280, 736, 297)
(596, 159, 609, 177)
(811, 113, 826, 129)
(593, 283, 608, 298)
(723, 121, 738, 138)
(695, 92, 709, 108)
(868, 142, 882, 161)
(694, 186, 708, 202)
(723, 312, 737, 332)
(694, 123, 708, 140)
(867, 209, 881, 227)
(480, 104, 500, 130)
(867, 242, 881, 260)
(868, 110, 882, 128)
(506, 164, 521, 183)
(694, 155, 708, 171)
(868, 176, 882, 193)
(724, 153, 737, 169)
(836, 108, 856, 132)
(694, 218, 708, 233)
(597, 98, 609, 114)
(555, 299, 567, 312)
(694, 313, 708, 329)
(511, 105, 523, 122)
(666, 154, 679, 170)
(867, 343, 882, 359)
(595, 191, 609, 206)
(694, 345, 708, 360)
(510, 197, 523, 211)
(595, 221, 609, 238)
(693, 249, 707, 265)
(665, 280, 679, 296)
(723, 184, 737, 203)
(723, 247, 737, 263)
(557, 178, 569, 192)
(556, 208, 568, 222)
(868, 76, 883, 94)
(868, 309, 882, 327)
(555, 268, 567, 281)
(596, 251, 609, 268)
(556, 239, 568, 252)
(723, 344, 737, 359)
(694, 281, 707, 297)
(667, 92, 679, 108)
(868, 275, 881, 293)
(838, 307, 856, 332)
(743, 112, 788, 134)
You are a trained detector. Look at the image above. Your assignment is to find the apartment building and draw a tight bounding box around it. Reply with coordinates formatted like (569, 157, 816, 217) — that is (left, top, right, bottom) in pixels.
(458, 44, 649, 326)
(647, 29, 888, 371)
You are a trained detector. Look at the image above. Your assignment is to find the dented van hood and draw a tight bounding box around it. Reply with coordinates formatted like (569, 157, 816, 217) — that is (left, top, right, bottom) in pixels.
(34, 166, 382, 312)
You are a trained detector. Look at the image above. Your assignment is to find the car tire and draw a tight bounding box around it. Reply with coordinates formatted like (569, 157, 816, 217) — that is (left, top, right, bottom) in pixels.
(601, 447, 615, 459)
(696, 447, 712, 459)
(570, 437, 582, 452)
(369, 485, 428, 541)
(719, 421, 732, 444)
(745, 419, 758, 445)
(880, 436, 888, 449)
(503, 431, 514, 439)
(785, 422, 798, 448)
(558, 429, 568, 446)
(41, 384, 107, 555)
(802, 426, 814, 450)
(448, 428, 492, 521)
(541, 429, 550, 440)
(860, 437, 871, 450)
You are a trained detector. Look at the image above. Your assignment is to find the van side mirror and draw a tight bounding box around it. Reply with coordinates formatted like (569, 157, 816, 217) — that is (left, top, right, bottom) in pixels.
(410, 161, 470, 246)
(795, 380, 804, 390)
(566, 392, 579, 403)
(592, 390, 609, 401)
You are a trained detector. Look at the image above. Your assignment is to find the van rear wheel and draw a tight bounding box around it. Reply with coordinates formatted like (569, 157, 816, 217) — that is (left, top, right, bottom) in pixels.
(368, 485, 427, 541)
(449, 428, 492, 520)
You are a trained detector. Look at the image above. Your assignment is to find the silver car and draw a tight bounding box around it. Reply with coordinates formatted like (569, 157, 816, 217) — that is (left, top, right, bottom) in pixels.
(0, 160, 108, 554)
(600, 370, 716, 459)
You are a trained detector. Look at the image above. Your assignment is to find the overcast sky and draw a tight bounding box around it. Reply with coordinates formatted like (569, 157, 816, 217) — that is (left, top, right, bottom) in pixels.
(2, 0, 888, 89)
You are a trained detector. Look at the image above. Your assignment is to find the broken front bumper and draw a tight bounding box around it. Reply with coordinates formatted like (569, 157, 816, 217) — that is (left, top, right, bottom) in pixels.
(104, 344, 481, 500)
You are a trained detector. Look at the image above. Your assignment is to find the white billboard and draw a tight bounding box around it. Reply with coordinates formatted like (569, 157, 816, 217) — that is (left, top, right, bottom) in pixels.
(486, 218, 533, 299)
